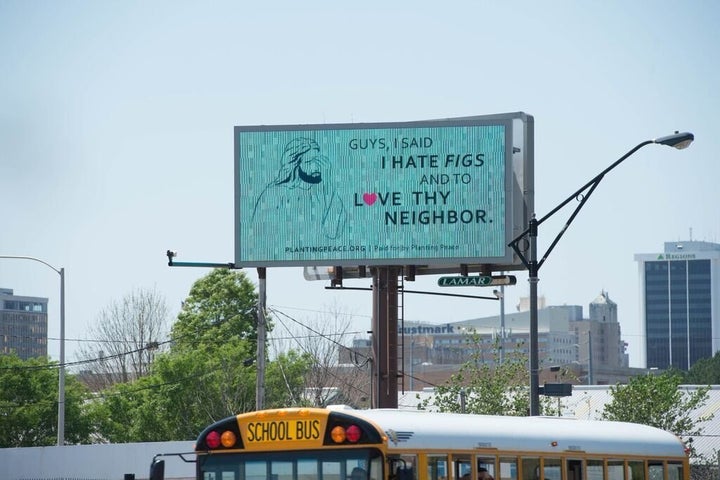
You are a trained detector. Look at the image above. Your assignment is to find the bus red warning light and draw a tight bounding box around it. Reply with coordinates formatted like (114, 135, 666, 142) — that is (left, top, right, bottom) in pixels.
(346, 425, 361, 443)
(206, 431, 221, 449)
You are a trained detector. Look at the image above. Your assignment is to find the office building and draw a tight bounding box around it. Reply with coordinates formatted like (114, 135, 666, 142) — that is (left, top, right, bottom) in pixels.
(0, 288, 48, 359)
(635, 241, 720, 370)
(341, 293, 633, 388)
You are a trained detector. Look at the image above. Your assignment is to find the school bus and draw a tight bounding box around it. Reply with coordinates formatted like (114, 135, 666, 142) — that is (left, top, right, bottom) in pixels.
(149, 406, 689, 480)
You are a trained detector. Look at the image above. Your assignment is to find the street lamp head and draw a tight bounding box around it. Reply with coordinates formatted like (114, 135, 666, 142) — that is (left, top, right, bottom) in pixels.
(654, 131, 694, 150)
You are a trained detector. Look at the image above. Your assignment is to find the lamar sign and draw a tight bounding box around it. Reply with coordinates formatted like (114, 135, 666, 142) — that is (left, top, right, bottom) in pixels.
(437, 275, 516, 287)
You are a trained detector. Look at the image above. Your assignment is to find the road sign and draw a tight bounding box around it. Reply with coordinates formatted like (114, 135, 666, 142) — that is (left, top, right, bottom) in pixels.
(437, 275, 516, 287)
(539, 383, 573, 397)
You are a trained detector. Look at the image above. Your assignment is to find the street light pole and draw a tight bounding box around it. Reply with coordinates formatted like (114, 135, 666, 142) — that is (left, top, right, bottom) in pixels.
(509, 132, 694, 416)
(0, 255, 65, 445)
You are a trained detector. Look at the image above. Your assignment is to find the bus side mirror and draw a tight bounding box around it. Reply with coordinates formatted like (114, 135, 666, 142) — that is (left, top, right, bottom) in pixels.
(150, 459, 165, 480)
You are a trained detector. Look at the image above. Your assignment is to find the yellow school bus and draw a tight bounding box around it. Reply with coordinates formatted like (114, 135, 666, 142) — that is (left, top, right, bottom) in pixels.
(149, 406, 689, 480)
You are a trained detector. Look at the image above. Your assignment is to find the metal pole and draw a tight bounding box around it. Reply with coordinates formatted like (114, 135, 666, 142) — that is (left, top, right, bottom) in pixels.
(58, 268, 65, 446)
(587, 330, 593, 386)
(528, 215, 540, 416)
(500, 275, 506, 364)
(256, 268, 266, 410)
(410, 335, 414, 391)
(0, 255, 65, 445)
(508, 132, 695, 417)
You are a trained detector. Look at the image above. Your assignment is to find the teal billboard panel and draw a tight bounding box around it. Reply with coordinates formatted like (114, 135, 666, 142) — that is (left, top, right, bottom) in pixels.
(235, 114, 533, 268)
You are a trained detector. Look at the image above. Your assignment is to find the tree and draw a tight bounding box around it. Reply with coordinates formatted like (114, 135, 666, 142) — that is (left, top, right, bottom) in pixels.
(685, 352, 720, 384)
(601, 371, 711, 456)
(92, 341, 315, 442)
(89, 268, 314, 442)
(171, 269, 259, 353)
(77, 287, 170, 389)
(93, 340, 259, 442)
(264, 350, 315, 408)
(0, 354, 93, 446)
(269, 303, 370, 407)
(418, 334, 556, 415)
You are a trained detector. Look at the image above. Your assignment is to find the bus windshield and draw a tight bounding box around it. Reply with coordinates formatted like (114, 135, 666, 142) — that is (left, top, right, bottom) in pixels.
(198, 448, 384, 480)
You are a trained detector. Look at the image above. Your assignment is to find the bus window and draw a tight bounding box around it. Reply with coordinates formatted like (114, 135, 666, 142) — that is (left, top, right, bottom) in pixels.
(204, 473, 237, 480)
(566, 459, 583, 480)
(667, 462, 682, 480)
(368, 455, 383, 480)
(246, 460, 267, 480)
(298, 459, 318, 480)
(477, 456, 497, 480)
(390, 455, 417, 480)
(428, 455, 448, 480)
(322, 460, 342, 480)
(648, 461, 663, 480)
(628, 461, 645, 480)
(453, 455, 472, 480)
(500, 457, 517, 480)
(521, 457, 540, 480)
(587, 459, 603, 480)
(543, 458, 561, 480)
(272, 460, 293, 480)
(607, 459, 625, 480)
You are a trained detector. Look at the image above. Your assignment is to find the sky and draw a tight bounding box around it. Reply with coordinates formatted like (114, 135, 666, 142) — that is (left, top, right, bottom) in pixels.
(1, 0, 718, 369)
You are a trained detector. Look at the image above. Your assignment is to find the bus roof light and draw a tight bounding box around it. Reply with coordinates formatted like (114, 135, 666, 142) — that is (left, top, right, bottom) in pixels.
(346, 425, 362, 443)
(221, 430, 237, 448)
(206, 430, 221, 449)
(331, 426, 346, 443)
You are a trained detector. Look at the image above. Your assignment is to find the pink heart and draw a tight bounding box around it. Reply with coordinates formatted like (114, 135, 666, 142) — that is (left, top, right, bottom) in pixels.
(363, 193, 377, 206)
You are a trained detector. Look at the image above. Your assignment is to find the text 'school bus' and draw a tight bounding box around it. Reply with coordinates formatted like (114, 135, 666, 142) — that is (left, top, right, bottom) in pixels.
(149, 406, 689, 480)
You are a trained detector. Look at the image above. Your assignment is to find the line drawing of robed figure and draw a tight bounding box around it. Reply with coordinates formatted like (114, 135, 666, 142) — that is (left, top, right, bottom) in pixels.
(251, 137, 346, 240)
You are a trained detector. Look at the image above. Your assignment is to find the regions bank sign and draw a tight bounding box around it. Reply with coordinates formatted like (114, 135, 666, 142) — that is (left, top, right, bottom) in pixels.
(234, 112, 534, 268)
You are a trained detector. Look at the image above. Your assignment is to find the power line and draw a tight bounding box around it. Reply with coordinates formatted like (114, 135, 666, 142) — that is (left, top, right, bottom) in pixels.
(0, 339, 172, 371)
(268, 307, 371, 362)
(268, 307, 372, 399)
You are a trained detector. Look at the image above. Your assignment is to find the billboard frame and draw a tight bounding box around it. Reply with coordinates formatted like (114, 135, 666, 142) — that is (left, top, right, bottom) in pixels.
(234, 112, 533, 274)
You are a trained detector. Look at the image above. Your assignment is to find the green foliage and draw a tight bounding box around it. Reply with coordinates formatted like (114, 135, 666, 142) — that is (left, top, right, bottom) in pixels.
(685, 351, 720, 384)
(93, 340, 259, 442)
(87, 375, 157, 443)
(417, 335, 555, 416)
(171, 269, 261, 353)
(0, 354, 93, 446)
(601, 371, 711, 456)
(89, 268, 313, 442)
(264, 350, 315, 408)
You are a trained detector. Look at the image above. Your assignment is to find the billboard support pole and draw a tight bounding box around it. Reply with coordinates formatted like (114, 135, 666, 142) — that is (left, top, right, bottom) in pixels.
(256, 267, 266, 410)
(372, 267, 400, 408)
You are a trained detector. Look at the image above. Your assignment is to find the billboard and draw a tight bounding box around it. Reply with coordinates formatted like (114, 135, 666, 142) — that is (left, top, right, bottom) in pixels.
(234, 112, 533, 270)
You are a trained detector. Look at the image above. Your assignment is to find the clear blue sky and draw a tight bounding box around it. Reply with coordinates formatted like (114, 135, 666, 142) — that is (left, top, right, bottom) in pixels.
(1, 0, 717, 368)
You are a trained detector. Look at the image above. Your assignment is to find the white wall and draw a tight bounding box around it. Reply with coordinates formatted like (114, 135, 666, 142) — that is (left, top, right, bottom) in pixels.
(0, 441, 195, 480)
